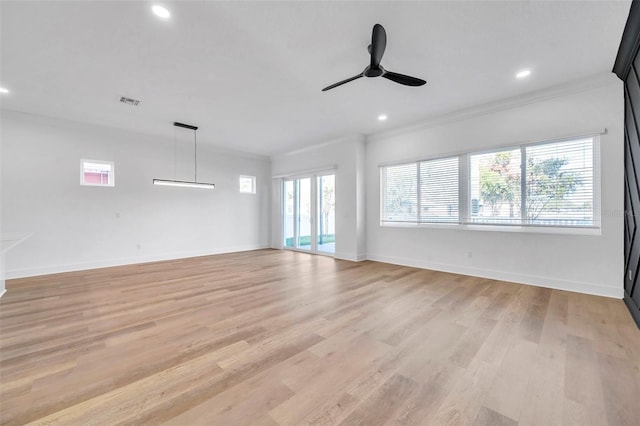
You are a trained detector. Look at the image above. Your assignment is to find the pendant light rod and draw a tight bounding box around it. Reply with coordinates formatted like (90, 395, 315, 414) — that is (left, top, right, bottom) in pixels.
(173, 122, 198, 181)
(153, 121, 214, 190)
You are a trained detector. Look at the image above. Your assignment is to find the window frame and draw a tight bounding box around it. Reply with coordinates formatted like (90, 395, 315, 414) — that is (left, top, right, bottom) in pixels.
(379, 134, 601, 235)
(381, 162, 418, 223)
(466, 146, 523, 226)
(521, 137, 598, 227)
(239, 175, 257, 194)
(80, 159, 115, 187)
(381, 155, 460, 224)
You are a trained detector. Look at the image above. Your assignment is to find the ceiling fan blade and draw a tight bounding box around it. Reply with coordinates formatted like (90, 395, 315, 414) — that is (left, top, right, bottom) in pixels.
(370, 24, 386, 68)
(321, 74, 363, 91)
(382, 71, 426, 87)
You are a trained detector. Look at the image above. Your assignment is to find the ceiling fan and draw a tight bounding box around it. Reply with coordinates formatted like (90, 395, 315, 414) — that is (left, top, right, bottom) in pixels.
(322, 24, 426, 92)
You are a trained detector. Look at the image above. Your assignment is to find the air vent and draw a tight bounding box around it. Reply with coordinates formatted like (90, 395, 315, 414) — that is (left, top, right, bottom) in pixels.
(119, 96, 140, 106)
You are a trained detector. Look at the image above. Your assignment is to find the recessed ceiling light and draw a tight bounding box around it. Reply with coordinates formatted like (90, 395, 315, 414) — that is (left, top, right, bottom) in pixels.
(152, 5, 170, 19)
(0, 87, 9, 94)
(516, 69, 531, 79)
(378, 114, 388, 121)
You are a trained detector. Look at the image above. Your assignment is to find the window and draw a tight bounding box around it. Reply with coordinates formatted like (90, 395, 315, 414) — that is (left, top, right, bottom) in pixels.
(380, 135, 598, 230)
(382, 163, 417, 222)
(420, 157, 459, 223)
(239, 175, 256, 194)
(525, 138, 594, 226)
(382, 157, 458, 223)
(469, 148, 522, 225)
(80, 159, 114, 187)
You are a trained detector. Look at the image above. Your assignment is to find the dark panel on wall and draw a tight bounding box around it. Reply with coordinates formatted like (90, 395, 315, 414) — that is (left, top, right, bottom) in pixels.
(614, 0, 640, 328)
(615, 1, 640, 80)
(625, 83, 640, 320)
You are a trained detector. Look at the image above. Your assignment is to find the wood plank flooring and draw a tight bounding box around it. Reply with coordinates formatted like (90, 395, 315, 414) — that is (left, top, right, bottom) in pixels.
(1, 249, 639, 425)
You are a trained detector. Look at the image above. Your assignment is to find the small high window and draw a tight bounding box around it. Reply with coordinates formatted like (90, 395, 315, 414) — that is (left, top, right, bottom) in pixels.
(239, 175, 256, 194)
(81, 159, 114, 187)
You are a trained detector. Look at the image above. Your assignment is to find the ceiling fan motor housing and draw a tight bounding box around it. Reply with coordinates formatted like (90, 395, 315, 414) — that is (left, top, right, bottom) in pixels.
(364, 66, 384, 78)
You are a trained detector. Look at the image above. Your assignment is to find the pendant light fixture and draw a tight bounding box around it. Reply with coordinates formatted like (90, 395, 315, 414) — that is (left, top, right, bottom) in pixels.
(153, 122, 215, 189)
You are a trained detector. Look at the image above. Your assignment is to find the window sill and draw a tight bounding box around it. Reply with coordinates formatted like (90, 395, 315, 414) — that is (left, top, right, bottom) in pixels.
(379, 221, 601, 236)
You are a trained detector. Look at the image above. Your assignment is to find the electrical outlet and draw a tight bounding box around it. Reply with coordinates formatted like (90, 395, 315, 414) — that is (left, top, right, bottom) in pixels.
(115, 212, 120, 218)
(467, 251, 473, 258)
(137, 243, 142, 250)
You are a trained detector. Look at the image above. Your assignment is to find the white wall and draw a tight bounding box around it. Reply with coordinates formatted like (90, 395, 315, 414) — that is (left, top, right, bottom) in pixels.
(0, 127, 3, 294)
(366, 76, 624, 298)
(1, 110, 271, 278)
(1, 77, 626, 300)
(271, 135, 367, 261)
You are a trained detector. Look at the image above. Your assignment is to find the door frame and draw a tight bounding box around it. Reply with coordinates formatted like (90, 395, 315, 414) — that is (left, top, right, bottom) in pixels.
(282, 172, 335, 257)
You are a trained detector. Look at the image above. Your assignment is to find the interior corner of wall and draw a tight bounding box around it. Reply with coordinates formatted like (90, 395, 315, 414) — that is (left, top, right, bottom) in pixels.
(334, 252, 358, 262)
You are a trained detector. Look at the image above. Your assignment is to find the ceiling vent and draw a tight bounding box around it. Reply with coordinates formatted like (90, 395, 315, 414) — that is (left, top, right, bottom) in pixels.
(119, 96, 140, 106)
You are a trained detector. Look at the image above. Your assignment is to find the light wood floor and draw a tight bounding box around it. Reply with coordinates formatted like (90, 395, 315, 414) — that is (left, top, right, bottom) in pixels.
(1, 249, 639, 425)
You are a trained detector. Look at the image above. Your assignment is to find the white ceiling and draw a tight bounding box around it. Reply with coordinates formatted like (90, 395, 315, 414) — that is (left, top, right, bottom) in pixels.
(0, 1, 631, 156)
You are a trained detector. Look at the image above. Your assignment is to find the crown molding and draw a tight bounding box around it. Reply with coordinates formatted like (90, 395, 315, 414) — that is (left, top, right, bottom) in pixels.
(367, 72, 619, 144)
(270, 133, 365, 160)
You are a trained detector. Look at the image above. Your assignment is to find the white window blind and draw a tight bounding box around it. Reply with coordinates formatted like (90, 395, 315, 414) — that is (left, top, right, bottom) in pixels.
(379, 135, 598, 230)
(382, 157, 459, 223)
(525, 138, 594, 226)
(382, 163, 417, 222)
(419, 157, 459, 223)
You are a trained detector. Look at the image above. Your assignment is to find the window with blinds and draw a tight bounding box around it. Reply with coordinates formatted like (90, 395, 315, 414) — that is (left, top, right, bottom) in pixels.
(420, 157, 459, 222)
(469, 149, 522, 225)
(525, 138, 594, 226)
(382, 157, 458, 223)
(380, 135, 598, 230)
(382, 163, 418, 222)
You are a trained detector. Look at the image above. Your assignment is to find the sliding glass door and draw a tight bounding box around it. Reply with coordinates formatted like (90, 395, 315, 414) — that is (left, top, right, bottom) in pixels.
(284, 180, 295, 248)
(317, 174, 335, 254)
(283, 173, 335, 255)
(296, 178, 312, 250)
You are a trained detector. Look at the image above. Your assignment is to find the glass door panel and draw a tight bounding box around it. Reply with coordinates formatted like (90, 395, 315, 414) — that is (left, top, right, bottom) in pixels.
(317, 175, 335, 254)
(283, 180, 294, 248)
(283, 174, 334, 256)
(296, 178, 312, 250)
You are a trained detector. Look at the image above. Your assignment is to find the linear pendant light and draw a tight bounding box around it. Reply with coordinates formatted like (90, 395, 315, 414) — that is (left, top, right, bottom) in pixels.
(153, 179, 215, 189)
(153, 122, 215, 189)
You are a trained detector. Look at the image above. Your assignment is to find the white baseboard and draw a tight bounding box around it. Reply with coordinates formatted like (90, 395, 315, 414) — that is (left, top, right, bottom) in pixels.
(6, 248, 622, 299)
(5, 245, 271, 279)
(366, 253, 623, 299)
(334, 252, 367, 262)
